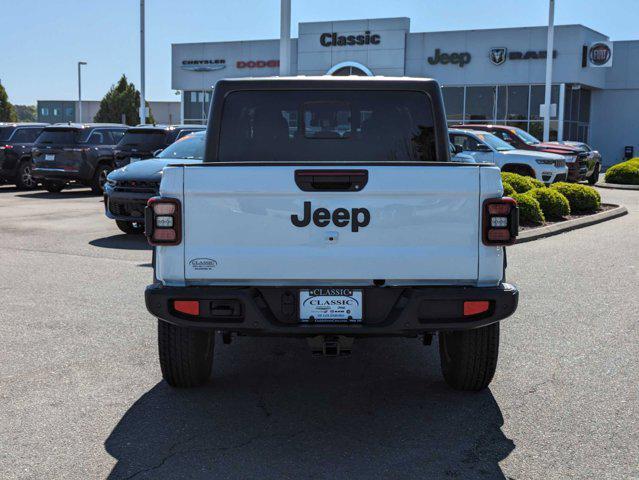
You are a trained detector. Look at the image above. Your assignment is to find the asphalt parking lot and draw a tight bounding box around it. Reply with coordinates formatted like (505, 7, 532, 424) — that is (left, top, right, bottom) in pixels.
(0, 185, 637, 479)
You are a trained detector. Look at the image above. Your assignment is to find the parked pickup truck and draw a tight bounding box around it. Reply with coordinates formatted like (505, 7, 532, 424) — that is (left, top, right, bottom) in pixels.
(144, 77, 520, 391)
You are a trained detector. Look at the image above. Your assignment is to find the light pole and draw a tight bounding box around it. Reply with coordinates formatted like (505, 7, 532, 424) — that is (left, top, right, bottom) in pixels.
(78, 61, 87, 123)
(139, 0, 146, 125)
(279, 0, 291, 76)
(543, 0, 555, 142)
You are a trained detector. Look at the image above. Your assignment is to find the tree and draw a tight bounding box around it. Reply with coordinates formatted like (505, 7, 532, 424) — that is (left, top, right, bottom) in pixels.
(0, 84, 18, 122)
(15, 105, 37, 122)
(93, 74, 154, 125)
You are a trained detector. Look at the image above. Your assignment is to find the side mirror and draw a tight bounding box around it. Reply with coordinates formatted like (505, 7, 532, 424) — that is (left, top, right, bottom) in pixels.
(153, 149, 164, 157)
(475, 144, 492, 152)
(453, 144, 463, 154)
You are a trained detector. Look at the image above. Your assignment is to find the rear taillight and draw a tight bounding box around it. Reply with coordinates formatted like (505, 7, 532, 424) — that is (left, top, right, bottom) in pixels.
(0, 144, 13, 150)
(145, 197, 182, 246)
(482, 197, 519, 246)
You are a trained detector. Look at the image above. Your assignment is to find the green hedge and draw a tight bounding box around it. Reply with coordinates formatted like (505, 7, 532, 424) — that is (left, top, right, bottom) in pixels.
(503, 182, 515, 196)
(512, 193, 545, 225)
(527, 187, 571, 220)
(550, 182, 601, 213)
(501, 172, 537, 193)
(604, 158, 639, 185)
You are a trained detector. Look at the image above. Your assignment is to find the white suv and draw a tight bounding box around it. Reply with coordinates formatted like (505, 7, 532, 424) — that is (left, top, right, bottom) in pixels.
(449, 128, 568, 184)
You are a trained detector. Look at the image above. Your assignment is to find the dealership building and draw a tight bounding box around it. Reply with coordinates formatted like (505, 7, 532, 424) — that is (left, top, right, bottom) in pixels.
(171, 17, 638, 166)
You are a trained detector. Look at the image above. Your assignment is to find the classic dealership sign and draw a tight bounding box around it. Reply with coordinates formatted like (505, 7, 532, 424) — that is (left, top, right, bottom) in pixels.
(320, 30, 381, 47)
(428, 49, 471, 67)
(181, 59, 226, 72)
(489, 48, 557, 65)
(588, 42, 613, 67)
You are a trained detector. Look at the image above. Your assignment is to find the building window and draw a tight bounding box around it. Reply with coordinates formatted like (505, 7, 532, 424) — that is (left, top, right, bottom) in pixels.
(442, 87, 464, 121)
(563, 86, 591, 142)
(53, 108, 59, 116)
(65, 107, 74, 117)
(41, 108, 49, 116)
(464, 86, 495, 121)
(529, 85, 559, 120)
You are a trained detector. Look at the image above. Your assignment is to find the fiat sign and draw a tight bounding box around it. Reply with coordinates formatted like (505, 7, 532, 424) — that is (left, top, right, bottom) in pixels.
(588, 42, 613, 67)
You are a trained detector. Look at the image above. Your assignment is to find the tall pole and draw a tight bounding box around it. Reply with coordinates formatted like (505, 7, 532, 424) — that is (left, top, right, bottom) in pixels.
(139, 0, 146, 124)
(543, 0, 555, 142)
(78, 61, 87, 123)
(279, 0, 291, 76)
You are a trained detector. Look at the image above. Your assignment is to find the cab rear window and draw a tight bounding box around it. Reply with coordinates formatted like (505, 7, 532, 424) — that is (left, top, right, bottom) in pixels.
(218, 90, 437, 162)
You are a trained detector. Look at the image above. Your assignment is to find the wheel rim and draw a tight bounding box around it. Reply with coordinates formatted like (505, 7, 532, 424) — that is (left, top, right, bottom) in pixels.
(21, 164, 34, 188)
(99, 168, 110, 190)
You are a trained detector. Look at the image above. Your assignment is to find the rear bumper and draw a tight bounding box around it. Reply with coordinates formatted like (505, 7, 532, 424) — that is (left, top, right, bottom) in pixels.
(32, 167, 89, 182)
(145, 282, 519, 336)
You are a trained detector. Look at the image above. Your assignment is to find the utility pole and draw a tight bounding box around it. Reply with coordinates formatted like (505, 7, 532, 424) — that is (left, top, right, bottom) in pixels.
(139, 0, 146, 124)
(279, 0, 291, 76)
(543, 0, 555, 142)
(78, 61, 87, 123)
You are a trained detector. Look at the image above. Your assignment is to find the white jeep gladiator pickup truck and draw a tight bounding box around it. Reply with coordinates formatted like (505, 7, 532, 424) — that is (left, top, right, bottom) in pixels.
(144, 77, 519, 391)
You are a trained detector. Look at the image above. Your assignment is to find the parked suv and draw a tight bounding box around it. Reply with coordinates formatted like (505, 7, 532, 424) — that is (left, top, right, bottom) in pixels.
(104, 131, 205, 234)
(457, 124, 588, 181)
(449, 128, 568, 184)
(113, 125, 205, 167)
(0, 122, 48, 189)
(31, 123, 128, 193)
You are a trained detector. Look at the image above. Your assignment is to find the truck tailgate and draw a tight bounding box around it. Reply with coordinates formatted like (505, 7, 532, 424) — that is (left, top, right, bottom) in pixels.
(181, 165, 480, 283)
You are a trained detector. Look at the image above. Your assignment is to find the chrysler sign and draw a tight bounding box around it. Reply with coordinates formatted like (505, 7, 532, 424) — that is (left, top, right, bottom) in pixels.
(181, 59, 226, 72)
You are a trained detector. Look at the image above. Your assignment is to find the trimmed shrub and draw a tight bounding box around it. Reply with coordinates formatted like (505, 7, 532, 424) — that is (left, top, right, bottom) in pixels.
(502, 182, 515, 196)
(527, 187, 571, 220)
(529, 177, 545, 189)
(501, 172, 536, 193)
(512, 193, 545, 225)
(550, 182, 601, 213)
(604, 158, 639, 185)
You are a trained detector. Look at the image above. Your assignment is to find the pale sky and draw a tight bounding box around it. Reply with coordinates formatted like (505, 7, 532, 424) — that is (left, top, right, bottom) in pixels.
(2, 0, 637, 105)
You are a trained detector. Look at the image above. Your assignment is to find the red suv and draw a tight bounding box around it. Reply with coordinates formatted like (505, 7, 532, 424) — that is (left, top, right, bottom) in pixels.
(456, 125, 588, 182)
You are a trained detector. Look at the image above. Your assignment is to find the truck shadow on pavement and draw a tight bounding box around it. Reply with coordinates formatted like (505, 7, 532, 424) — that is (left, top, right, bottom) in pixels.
(89, 234, 151, 251)
(105, 336, 514, 479)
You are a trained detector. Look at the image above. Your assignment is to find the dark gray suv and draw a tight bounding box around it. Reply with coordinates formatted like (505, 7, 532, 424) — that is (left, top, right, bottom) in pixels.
(31, 123, 128, 193)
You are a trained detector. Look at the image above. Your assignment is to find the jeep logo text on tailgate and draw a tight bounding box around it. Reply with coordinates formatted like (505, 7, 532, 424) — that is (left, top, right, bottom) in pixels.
(291, 201, 370, 232)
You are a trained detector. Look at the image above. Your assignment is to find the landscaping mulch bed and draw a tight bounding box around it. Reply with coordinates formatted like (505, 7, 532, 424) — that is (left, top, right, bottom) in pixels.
(519, 203, 617, 231)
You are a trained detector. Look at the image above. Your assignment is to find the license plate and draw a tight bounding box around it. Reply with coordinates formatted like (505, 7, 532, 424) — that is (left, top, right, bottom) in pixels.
(300, 288, 362, 323)
(44, 154, 55, 161)
(130, 157, 141, 163)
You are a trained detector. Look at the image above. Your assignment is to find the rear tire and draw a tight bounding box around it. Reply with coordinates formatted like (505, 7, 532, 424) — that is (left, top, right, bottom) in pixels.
(115, 220, 145, 235)
(158, 320, 215, 388)
(439, 323, 499, 391)
(587, 164, 600, 185)
(16, 161, 37, 190)
(92, 164, 112, 194)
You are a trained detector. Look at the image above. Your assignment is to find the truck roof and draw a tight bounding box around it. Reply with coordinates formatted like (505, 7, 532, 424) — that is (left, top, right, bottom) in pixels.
(213, 75, 440, 88)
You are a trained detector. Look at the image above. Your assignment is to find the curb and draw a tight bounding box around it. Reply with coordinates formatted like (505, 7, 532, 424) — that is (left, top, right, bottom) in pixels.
(595, 182, 639, 190)
(516, 204, 628, 243)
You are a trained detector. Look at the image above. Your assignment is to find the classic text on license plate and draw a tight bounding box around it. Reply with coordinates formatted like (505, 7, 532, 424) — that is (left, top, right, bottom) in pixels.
(299, 288, 362, 323)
